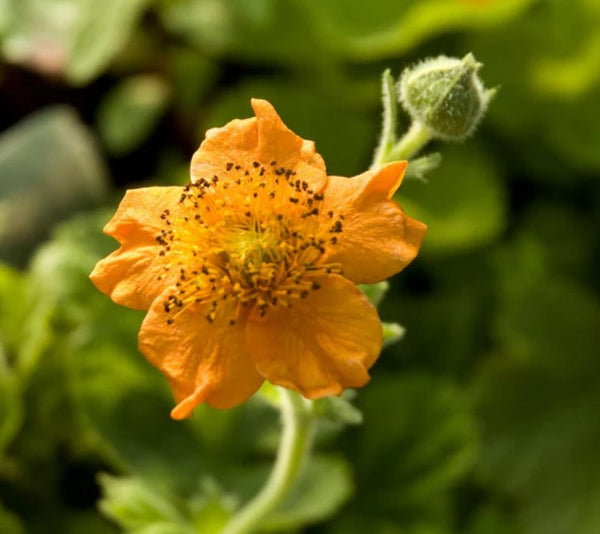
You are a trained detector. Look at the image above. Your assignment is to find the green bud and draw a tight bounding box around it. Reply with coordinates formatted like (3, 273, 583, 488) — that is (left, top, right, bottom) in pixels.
(399, 53, 495, 141)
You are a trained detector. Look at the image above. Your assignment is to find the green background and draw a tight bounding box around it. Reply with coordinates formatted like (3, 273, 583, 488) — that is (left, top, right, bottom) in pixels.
(1, 0, 599, 532)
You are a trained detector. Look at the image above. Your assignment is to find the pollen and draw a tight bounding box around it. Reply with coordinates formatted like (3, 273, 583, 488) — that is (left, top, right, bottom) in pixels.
(156, 161, 343, 324)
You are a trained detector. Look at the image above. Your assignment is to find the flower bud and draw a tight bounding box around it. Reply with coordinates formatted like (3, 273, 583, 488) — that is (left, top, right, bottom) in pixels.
(399, 53, 495, 141)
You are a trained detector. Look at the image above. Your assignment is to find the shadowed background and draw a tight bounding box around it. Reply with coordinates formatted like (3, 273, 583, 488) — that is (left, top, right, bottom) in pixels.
(1, 1, 599, 533)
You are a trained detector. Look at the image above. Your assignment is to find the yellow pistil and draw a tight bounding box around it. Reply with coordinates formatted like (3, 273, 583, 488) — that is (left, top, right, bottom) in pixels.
(156, 159, 342, 325)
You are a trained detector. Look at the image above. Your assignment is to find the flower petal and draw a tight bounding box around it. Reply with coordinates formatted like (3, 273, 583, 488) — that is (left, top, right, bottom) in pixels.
(139, 295, 264, 419)
(191, 116, 258, 183)
(90, 187, 184, 309)
(246, 275, 381, 399)
(320, 161, 427, 284)
(191, 99, 326, 192)
(251, 99, 326, 182)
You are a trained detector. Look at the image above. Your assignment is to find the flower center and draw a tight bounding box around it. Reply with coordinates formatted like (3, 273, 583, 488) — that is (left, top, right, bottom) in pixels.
(155, 160, 344, 325)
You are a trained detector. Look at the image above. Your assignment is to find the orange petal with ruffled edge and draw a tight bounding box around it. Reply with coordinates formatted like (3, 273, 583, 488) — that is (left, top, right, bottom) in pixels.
(246, 275, 381, 398)
(90, 187, 184, 310)
(319, 161, 427, 284)
(191, 99, 326, 192)
(139, 294, 264, 419)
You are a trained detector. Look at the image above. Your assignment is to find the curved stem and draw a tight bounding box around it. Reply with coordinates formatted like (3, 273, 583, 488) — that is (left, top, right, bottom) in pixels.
(221, 389, 316, 534)
(380, 120, 434, 166)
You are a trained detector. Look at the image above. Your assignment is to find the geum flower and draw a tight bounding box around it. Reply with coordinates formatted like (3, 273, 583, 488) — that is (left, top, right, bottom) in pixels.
(90, 100, 426, 419)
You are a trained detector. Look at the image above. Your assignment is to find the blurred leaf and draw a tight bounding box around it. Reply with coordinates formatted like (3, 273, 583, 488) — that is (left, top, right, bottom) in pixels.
(159, 0, 327, 65)
(188, 481, 232, 533)
(381, 321, 406, 348)
(98, 474, 193, 533)
(0, 263, 27, 357)
(405, 153, 442, 182)
(159, 0, 533, 63)
(467, 0, 600, 173)
(303, 0, 535, 61)
(68, 0, 150, 84)
(1, 0, 150, 83)
(399, 144, 506, 255)
(333, 373, 478, 531)
(0, 107, 108, 266)
(0, 502, 24, 534)
(263, 456, 352, 532)
(474, 237, 600, 534)
(313, 393, 363, 426)
(169, 48, 216, 116)
(0, 346, 22, 455)
(64, 511, 119, 534)
(97, 75, 170, 155)
(360, 281, 390, 308)
(222, 455, 352, 532)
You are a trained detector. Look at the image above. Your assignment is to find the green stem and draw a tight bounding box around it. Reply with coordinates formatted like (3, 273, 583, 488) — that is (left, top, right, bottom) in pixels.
(371, 69, 398, 169)
(221, 389, 316, 534)
(375, 120, 434, 167)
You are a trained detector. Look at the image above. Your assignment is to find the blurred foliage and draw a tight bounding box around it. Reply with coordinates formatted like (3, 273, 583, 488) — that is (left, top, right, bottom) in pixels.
(1, 0, 599, 533)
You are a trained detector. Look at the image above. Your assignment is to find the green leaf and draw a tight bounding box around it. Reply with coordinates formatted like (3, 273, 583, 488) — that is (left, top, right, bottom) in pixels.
(223, 455, 352, 532)
(0, 263, 28, 357)
(312, 393, 363, 426)
(67, 0, 150, 84)
(359, 281, 389, 308)
(0, 107, 108, 265)
(381, 321, 405, 348)
(405, 153, 442, 182)
(1, 0, 150, 83)
(97, 75, 170, 155)
(0, 346, 22, 455)
(466, 0, 600, 173)
(474, 237, 600, 534)
(372, 69, 398, 167)
(0, 502, 24, 534)
(302, 0, 535, 61)
(334, 373, 478, 531)
(262, 456, 352, 531)
(98, 474, 194, 533)
(159, 0, 327, 64)
(398, 144, 506, 255)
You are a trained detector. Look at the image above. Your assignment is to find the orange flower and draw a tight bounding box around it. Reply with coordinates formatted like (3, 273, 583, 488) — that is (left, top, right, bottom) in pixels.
(90, 100, 426, 419)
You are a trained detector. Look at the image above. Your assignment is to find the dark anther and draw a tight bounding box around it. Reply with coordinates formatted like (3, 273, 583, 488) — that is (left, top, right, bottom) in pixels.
(226, 163, 234, 171)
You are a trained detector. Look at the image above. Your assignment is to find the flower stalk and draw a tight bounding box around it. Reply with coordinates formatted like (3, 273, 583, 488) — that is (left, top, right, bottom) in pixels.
(221, 388, 316, 534)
